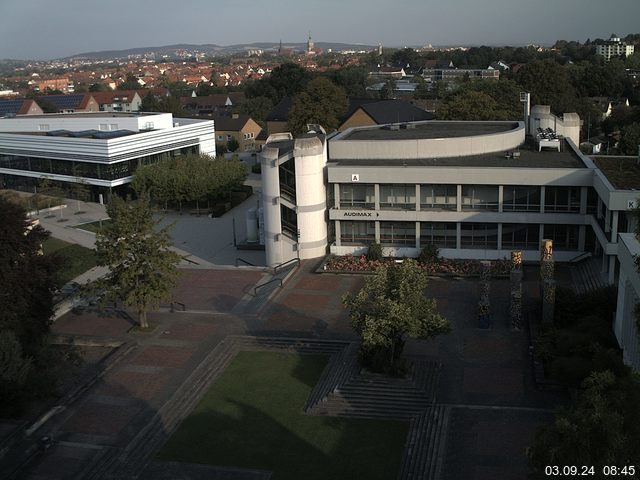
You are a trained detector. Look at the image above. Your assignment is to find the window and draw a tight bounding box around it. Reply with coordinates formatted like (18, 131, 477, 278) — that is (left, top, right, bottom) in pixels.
(279, 159, 296, 203)
(462, 185, 498, 211)
(340, 221, 375, 245)
(110, 124, 118, 130)
(380, 184, 416, 210)
(502, 224, 539, 250)
(421, 222, 457, 248)
(503, 186, 540, 212)
(144, 122, 154, 130)
(461, 223, 498, 249)
(38, 124, 50, 131)
(544, 187, 581, 213)
(281, 205, 298, 240)
(99, 124, 108, 131)
(543, 224, 579, 250)
(380, 222, 415, 246)
(420, 184, 456, 210)
(217, 135, 224, 141)
(227, 134, 232, 141)
(339, 184, 374, 209)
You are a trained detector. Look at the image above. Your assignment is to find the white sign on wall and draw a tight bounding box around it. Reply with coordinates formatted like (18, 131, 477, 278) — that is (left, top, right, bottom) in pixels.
(351, 174, 360, 182)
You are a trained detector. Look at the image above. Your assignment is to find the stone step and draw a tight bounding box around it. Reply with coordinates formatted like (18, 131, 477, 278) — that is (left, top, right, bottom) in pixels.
(398, 405, 450, 480)
(336, 386, 429, 400)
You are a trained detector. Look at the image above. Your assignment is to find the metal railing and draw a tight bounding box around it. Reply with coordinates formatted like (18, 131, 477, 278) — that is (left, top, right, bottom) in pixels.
(253, 278, 283, 296)
(273, 257, 300, 274)
(235, 257, 255, 267)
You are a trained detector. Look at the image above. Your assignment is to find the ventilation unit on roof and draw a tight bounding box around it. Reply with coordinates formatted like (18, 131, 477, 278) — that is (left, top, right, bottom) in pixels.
(389, 124, 400, 131)
(406, 123, 416, 129)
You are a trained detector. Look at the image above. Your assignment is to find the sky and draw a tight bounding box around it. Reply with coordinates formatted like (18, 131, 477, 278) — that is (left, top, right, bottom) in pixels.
(1, 0, 639, 60)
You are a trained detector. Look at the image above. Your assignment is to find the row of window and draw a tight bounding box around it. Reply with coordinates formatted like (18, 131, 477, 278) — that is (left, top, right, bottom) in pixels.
(339, 221, 580, 251)
(337, 184, 591, 213)
(0, 146, 199, 181)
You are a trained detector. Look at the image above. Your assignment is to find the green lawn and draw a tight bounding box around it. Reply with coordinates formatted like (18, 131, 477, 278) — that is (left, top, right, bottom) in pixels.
(42, 238, 97, 287)
(157, 352, 409, 480)
(74, 219, 111, 233)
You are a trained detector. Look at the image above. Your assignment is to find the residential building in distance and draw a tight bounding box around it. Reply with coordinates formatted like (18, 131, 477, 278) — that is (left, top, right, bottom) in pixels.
(422, 66, 499, 82)
(0, 112, 215, 200)
(35, 77, 73, 93)
(181, 93, 246, 116)
(596, 34, 635, 61)
(91, 90, 143, 112)
(338, 99, 433, 131)
(213, 113, 262, 152)
(0, 98, 44, 117)
(35, 94, 100, 113)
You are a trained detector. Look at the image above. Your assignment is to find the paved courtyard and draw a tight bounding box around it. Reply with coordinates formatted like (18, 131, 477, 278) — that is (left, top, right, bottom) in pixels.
(2, 261, 565, 480)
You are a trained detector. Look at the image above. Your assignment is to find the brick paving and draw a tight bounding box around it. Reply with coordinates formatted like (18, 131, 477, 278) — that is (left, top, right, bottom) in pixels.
(10, 263, 568, 480)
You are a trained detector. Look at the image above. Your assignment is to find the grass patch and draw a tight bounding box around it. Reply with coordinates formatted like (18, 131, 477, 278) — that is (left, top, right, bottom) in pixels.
(42, 238, 97, 287)
(157, 351, 408, 480)
(75, 219, 111, 233)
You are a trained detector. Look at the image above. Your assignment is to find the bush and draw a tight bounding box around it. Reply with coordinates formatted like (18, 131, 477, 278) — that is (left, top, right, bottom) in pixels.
(418, 244, 440, 264)
(366, 242, 383, 261)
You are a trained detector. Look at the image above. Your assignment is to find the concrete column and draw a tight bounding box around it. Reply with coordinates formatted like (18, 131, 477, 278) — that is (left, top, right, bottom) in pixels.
(597, 197, 603, 219)
(602, 251, 607, 274)
(293, 136, 328, 261)
(334, 184, 340, 209)
(497, 223, 503, 250)
(335, 220, 341, 247)
(498, 185, 504, 213)
(539, 186, 545, 214)
(415, 184, 421, 212)
(578, 225, 586, 251)
(415, 221, 420, 249)
(261, 147, 284, 267)
(605, 207, 611, 233)
(579, 186, 588, 215)
(374, 184, 380, 211)
(456, 184, 462, 212)
(456, 222, 462, 249)
(611, 211, 619, 243)
(608, 255, 616, 285)
(614, 270, 627, 342)
(375, 221, 380, 243)
(538, 224, 544, 250)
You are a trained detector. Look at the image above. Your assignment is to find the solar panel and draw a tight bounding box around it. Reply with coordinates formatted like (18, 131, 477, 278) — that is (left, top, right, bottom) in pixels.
(42, 94, 84, 109)
(46, 130, 72, 137)
(0, 100, 25, 115)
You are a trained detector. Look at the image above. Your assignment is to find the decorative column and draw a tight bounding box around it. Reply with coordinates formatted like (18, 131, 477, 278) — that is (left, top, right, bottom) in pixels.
(540, 239, 555, 325)
(510, 250, 523, 330)
(478, 260, 491, 329)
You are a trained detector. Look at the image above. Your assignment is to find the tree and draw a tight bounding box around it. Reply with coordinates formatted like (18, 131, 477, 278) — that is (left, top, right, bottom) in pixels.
(89, 83, 110, 92)
(0, 196, 64, 414)
(239, 96, 274, 127)
(437, 90, 507, 121)
(94, 196, 181, 328)
(287, 77, 348, 134)
(514, 59, 578, 114)
(119, 74, 141, 90)
(227, 137, 240, 153)
(618, 122, 640, 155)
(245, 62, 311, 104)
(343, 259, 450, 373)
(528, 370, 640, 476)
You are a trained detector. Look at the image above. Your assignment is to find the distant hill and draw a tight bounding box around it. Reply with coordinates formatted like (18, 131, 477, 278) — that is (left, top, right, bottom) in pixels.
(64, 42, 379, 60)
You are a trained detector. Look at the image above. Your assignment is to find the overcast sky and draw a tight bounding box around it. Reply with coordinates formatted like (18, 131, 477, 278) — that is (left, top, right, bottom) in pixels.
(1, 0, 639, 60)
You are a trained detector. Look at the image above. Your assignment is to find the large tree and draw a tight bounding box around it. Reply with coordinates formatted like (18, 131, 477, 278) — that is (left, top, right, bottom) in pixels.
(343, 259, 450, 373)
(0, 196, 62, 414)
(287, 77, 348, 134)
(94, 196, 181, 328)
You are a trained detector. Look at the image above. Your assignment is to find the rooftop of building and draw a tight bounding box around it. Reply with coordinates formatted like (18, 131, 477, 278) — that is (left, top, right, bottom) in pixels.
(592, 156, 640, 190)
(340, 121, 519, 141)
(0, 112, 162, 119)
(329, 138, 585, 169)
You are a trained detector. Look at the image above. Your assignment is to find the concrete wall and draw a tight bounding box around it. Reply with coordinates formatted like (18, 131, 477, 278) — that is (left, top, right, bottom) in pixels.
(338, 109, 377, 132)
(330, 122, 525, 160)
(0, 112, 175, 132)
(615, 233, 640, 372)
(529, 106, 581, 146)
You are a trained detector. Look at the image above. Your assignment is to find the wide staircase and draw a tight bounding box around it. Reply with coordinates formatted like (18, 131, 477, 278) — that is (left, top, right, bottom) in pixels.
(571, 257, 607, 295)
(309, 359, 440, 419)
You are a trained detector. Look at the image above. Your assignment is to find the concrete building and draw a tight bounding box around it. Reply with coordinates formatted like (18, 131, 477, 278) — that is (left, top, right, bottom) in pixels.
(213, 113, 262, 152)
(260, 115, 640, 371)
(0, 112, 215, 200)
(596, 34, 635, 61)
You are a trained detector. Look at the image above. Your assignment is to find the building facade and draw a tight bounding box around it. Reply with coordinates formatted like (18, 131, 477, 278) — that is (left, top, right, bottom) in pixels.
(596, 35, 635, 61)
(0, 112, 215, 200)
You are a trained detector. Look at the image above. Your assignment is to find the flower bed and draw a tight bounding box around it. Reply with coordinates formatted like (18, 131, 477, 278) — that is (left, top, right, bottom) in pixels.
(321, 254, 511, 277)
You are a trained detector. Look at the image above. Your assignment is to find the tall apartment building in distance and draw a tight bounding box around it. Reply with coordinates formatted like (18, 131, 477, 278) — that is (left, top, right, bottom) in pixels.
(0, 112, 215, 200)
(596, 34, 635, 61)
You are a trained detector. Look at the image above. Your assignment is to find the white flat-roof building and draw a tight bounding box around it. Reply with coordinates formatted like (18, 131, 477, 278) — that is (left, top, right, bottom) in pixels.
(0, 112, 215, 200)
